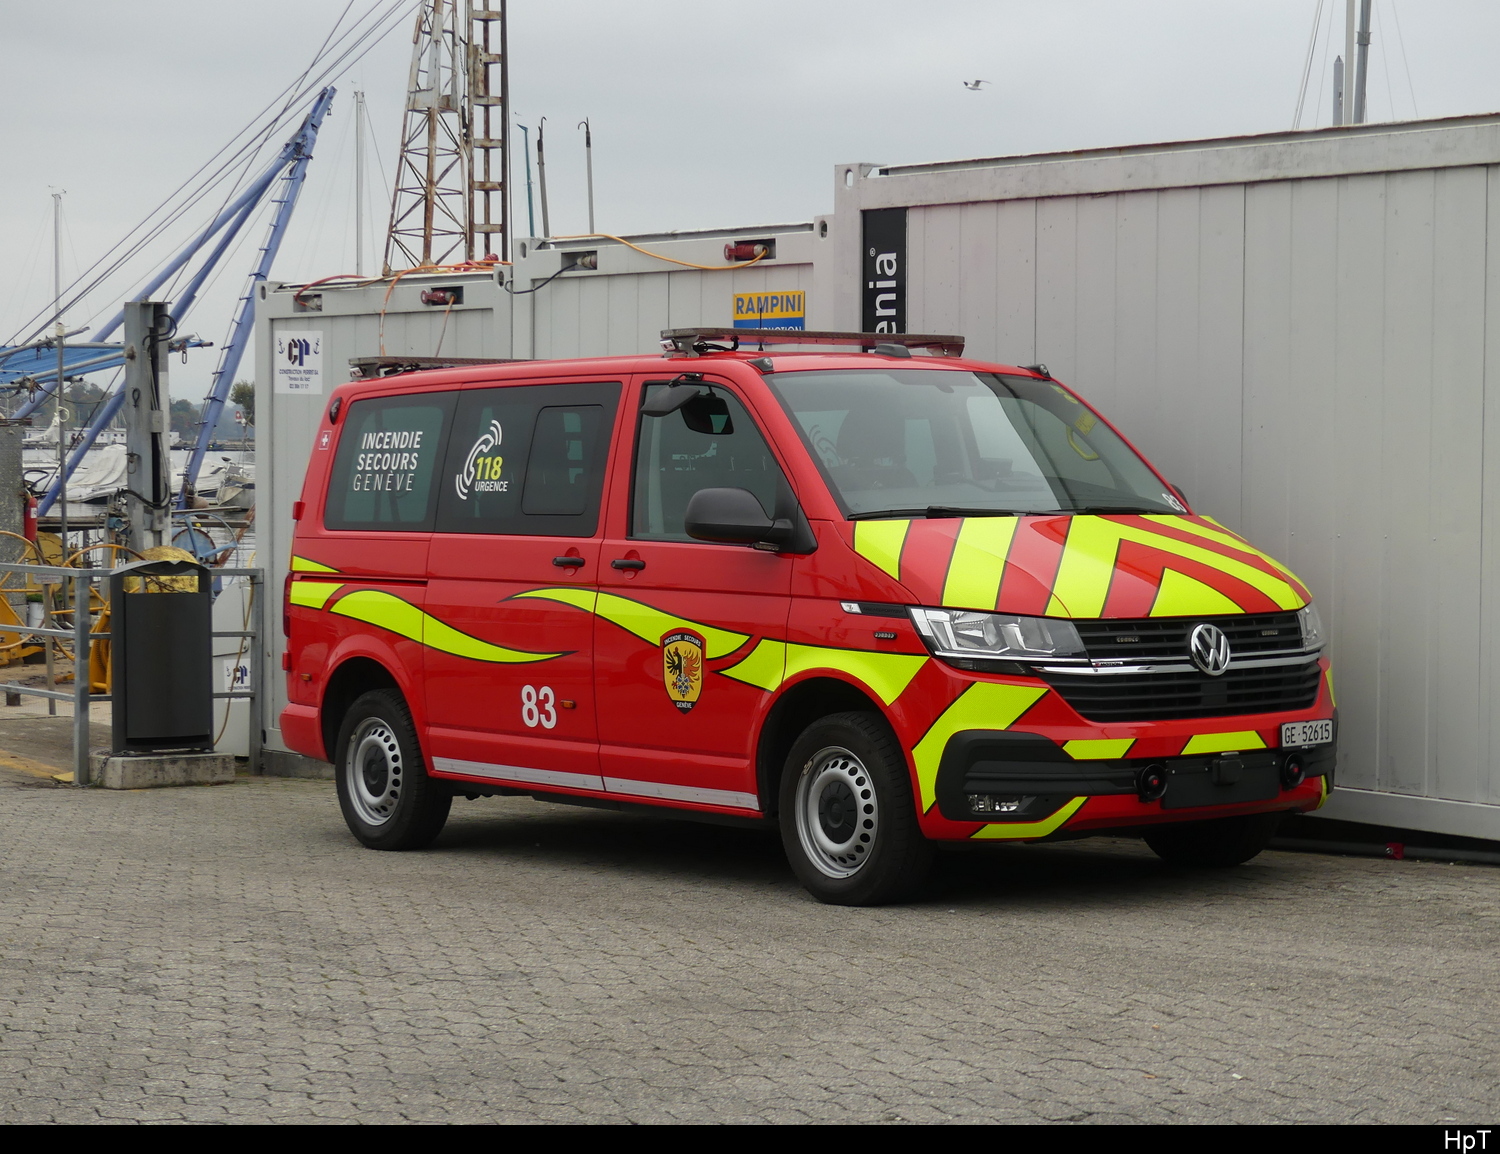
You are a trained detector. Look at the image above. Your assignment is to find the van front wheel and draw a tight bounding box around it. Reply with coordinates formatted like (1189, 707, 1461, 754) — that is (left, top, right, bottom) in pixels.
(335, 689, 451, 850)
(779, 712, 933, 906)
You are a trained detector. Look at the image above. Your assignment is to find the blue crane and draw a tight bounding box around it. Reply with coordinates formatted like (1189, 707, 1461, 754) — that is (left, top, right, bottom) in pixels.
(9, 87, 336, 516)
(178, 86, 335, 507)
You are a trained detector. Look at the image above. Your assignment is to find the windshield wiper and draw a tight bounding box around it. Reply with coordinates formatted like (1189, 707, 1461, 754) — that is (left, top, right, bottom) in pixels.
(846, 506, 1030, 520)
(1034, 505, 1167, 516)
(922, 506, 1027, 518)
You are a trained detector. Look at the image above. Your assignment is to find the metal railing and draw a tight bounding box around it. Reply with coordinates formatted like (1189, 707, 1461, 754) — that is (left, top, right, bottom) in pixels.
(0, 561, 264, 785)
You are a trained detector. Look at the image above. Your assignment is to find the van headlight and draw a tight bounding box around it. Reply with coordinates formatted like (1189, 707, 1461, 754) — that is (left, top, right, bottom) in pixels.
(1297, 603, 1324, 650)
(909, 607, 1086, 661)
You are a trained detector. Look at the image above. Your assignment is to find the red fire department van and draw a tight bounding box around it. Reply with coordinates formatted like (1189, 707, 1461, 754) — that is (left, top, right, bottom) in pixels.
(282, 329, 1336, 905)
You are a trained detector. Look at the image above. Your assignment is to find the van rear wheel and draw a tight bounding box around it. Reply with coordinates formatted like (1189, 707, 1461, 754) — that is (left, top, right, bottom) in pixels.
(335, 689, 451, 850)
(779, 711, 933, 906)
(1143, 812, 1283, 867)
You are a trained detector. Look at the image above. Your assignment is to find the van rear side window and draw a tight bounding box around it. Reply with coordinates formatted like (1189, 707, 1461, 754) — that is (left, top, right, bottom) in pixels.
(434, 381, 619, 536)
(324, 393, 455, 530)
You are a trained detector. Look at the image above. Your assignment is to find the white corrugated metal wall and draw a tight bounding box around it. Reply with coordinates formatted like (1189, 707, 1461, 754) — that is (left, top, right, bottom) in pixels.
(834, 117, 1500, 836)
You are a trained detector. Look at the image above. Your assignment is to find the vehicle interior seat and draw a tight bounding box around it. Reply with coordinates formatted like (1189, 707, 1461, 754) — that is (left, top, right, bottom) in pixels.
(832, 408, 917, 492)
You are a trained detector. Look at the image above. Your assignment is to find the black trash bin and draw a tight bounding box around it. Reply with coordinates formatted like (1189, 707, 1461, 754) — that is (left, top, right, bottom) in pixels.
(109, 559, 214, 754)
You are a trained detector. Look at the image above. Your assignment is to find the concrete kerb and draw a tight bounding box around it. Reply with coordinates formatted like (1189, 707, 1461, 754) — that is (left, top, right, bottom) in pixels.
(259, 747, 335, 781)
(88, 750, 237, 789)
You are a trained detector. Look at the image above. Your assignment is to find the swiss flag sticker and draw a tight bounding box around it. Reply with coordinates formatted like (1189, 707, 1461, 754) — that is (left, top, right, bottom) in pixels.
(318, 430, 331, 450)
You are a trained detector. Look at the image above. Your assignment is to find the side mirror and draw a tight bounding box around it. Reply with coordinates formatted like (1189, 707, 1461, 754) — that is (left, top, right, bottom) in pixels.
(641, 384, 733, 435)
(641, 383, 700, 418)
(685, 487, 792, 546)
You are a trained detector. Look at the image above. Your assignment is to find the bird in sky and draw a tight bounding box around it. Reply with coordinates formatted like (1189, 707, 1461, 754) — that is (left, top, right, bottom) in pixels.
(963, 79, 990, 91)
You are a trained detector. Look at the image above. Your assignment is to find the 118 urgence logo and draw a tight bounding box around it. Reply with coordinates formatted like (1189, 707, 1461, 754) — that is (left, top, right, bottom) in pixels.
(455, 419, 507, 499)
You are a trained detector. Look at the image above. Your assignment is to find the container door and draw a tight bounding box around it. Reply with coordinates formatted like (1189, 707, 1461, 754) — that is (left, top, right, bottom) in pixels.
(594, 377, 794, 813)
(423, 381, 622, 792)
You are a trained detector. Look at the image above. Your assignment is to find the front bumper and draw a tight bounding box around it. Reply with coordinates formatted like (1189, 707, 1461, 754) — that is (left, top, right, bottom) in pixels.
(934, 723, 1336, 824)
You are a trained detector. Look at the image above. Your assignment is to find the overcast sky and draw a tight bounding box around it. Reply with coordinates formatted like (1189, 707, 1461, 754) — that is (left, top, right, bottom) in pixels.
(4, 0, 1499, 401)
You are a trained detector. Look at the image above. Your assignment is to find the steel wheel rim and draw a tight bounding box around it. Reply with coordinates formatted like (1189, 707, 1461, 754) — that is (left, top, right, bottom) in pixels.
(795, 745, 879, 879)
(346, 718, 403, 826)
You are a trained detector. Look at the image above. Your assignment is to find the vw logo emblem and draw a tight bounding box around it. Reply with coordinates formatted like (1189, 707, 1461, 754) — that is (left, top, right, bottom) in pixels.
(1189, 623, 1231, 677)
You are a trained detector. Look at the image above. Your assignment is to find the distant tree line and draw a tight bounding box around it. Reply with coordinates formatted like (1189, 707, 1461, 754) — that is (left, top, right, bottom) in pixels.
(10, 379, 253, 438)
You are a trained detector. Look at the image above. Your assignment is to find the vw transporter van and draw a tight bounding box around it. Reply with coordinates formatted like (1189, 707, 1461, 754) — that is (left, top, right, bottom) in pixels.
(282, 329, 1336, 905)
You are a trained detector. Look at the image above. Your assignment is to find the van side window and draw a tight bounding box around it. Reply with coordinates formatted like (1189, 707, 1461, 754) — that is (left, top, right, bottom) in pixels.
(324, 392, 455, 531)
(435, 381, 619, 536)
(632, 384, 784, 542)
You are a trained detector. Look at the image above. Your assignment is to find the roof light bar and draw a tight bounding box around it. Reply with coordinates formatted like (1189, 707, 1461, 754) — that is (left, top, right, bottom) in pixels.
(660, 328, 966, 357)
(348, 355, 528, 380)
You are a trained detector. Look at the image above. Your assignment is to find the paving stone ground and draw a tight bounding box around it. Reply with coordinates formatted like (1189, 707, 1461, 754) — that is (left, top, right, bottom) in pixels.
(0, 766, 1497, 1124)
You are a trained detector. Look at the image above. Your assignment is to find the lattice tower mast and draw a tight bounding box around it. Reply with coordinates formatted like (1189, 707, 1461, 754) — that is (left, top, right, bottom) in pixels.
(468, 3, 509, 260)
(384, 1, 470, 271)
(383, 2, 510, 271)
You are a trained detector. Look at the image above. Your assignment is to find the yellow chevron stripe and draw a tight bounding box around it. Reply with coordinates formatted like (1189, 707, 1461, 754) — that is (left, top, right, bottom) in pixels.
(330, 589, 563, 664)
(291, 555, 339, 573)
(514, 588, 749, 658)
(1149, 568, 1244, 617)
(1047, 517, 1306, 618)
(1064, 738, 1135, 760)
(911, 682, 1049, 812)
(288, 581, 343, 609)
(941, 517, 1018, 610)
(1185, 516, 1308, 585)
(854, 520, 910, 581)
(970, 797, 1087, 840)
(1181, 730, 1266, 755)
(718, 641, 926, 706)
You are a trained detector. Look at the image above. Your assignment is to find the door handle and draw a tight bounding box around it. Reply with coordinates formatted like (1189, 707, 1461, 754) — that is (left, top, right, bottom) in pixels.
(610, 558, 646, 571)
(552, 556, 586, 568)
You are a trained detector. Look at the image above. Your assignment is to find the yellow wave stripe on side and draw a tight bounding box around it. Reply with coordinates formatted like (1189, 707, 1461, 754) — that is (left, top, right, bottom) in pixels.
(1063, 738, 1135, 760)
(1326, 667, 1336, 707)
(1046, 517, 1307, 618)
(718, 639, 787, 692)
(514, 588, 748, 658)
(854, 520, 910, 581)
(291, 555, 339, 573)
(970, 797, 1087, 840)
(1315, 776, 1330, 809)
(1181, 730, 1266, 755)
(911, 682, 1049, 812)
(331, 589, 564, 664)
(288, 581, 343, 610)
(718, 641, 927, 706)
(941, 517, 1018, 610)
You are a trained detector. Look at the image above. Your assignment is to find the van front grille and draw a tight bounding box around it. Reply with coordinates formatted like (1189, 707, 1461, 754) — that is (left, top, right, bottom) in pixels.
(1041, 662, 1322, 722)
(1073, 612, 1306, 662)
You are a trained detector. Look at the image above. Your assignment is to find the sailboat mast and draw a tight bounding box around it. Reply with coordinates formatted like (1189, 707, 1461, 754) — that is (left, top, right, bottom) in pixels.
(355, 90, 367, 276)
(52, 190, 69, 561)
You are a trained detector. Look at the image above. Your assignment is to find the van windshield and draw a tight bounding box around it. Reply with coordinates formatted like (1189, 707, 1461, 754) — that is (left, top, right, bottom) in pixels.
(767, 369, 1183, 519)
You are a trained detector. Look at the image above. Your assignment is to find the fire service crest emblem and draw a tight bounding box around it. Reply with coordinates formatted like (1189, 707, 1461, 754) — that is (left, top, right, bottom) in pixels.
(662, 631, 705, 713)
